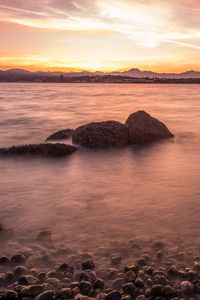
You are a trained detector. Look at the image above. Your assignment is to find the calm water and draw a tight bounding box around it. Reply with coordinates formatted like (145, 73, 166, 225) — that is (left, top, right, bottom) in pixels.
(0, 83, 200, 252)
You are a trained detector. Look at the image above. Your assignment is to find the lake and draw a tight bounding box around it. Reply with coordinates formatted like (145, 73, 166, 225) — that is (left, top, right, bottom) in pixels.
(0, 83, 200, 256)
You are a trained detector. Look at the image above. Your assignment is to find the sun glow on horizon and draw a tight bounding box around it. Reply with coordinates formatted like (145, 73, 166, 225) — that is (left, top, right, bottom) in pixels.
(0, 0, 200, 72)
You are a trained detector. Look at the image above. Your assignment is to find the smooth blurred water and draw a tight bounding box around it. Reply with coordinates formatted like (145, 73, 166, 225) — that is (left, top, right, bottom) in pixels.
(0, 83, 200, 251)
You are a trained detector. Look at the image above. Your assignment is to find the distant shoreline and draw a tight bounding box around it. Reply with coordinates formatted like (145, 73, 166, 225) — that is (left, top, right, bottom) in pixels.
(0, 76, 200, 84)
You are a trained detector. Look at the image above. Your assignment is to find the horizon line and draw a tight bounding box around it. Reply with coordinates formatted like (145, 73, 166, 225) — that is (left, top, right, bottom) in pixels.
(1, 67, 200, 75)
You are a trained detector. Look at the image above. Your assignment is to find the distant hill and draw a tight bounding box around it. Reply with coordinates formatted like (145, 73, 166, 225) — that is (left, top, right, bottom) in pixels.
(0, 68, 200, 78)
(112, 68, 200, 79)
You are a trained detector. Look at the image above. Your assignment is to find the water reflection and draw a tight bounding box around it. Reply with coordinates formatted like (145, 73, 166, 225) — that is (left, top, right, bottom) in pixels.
(0, 83, 200, 251)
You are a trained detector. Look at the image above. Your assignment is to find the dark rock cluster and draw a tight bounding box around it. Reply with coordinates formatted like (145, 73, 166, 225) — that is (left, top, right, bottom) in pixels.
(0, 111, 174, 157)
(0, 143, 77, 157)
(49, 110, 174, 149)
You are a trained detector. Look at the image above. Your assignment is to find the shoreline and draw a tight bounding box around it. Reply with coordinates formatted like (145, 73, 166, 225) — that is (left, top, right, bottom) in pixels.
(0, 230, 200, 299)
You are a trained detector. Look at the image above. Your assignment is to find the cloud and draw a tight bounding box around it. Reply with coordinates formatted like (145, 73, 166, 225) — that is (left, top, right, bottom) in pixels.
(0, 0, 200, 71)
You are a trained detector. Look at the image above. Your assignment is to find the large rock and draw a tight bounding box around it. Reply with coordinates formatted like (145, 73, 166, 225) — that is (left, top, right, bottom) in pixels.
(0, 143, 77, 157)
(72, 121, 129, 148)
(46, 129, 74, 141)
(125, 110, 174, 144)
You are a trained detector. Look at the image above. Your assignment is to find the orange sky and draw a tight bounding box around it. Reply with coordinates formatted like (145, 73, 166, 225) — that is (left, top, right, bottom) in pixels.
(0, 0, 200, 72)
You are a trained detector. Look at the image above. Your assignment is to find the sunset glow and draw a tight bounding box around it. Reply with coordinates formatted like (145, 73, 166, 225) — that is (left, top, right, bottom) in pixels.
(0, 0, 200, 72)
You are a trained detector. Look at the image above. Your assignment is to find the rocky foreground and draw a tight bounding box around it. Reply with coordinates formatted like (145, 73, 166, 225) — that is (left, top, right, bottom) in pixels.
(0, 229, 200, 300)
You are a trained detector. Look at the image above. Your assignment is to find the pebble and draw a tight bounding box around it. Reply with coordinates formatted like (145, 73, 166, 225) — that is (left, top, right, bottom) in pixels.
(0, 257, 10, 266)
(35, 290, 57, 300)
(36, 230, 52, 242)
(79, 280, 93, 296)
(0, 290, 18, 300)
(5, 272, 15, 284)
(14, 266, 27, 277)
(82, 260, 95, 270)
(59, 287, 74, 299)
(94, 278, 104, 290)
(181, 280, 194, 294)
(78, 270, 97, 284)
(111, 278, 124, 291)
(151, 284, 163, 297)
(106, 290, 121, 300)
(122, 283, 136, 295)
(153, 275, 168, 285)
(11, 254, 26, 264)
(18, 275, 39, 285)
(111, 257, 122, 265)
(20, 285, 44, 297)
(163, 285, 178, 297)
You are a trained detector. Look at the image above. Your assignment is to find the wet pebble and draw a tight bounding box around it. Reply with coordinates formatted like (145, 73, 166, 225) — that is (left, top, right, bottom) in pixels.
(0, 257, 10, 266)
(59, 287, 74, 299)
(82, 260, 95, 270)
(18, 275, 39, 285)
(11, 254, 26, 264)
(0, 289, 18, 300)
(181, 280, 194, 294)
(151, 284, 163, 297)
(163, 285, 179, 297)
(79, 280, 93, 296)
(35, 290, 57, 300)
(106, 290, 121, 300)
(14, 266, 27, 277)
(111, 257, 121, 265)
(36, 230, 52, 242)
(20, 285, 44, 297)
(111, 278, 123, 291)
(122, 282, 136, 295)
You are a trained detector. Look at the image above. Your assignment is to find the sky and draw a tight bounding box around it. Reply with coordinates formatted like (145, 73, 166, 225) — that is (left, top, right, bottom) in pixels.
(0, 0, 200, 72)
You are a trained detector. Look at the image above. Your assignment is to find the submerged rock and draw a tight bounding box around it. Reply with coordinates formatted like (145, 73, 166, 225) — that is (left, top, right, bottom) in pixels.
(72, 121, 129, 148)
(0, 143, 77, 157)
(36, 230, 52, 242)
(125, 110, 174, 144)
(46, 129, 74, 141)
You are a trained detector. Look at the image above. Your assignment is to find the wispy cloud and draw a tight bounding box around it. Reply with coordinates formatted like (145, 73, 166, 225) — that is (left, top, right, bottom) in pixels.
(0, 0, 200, 71)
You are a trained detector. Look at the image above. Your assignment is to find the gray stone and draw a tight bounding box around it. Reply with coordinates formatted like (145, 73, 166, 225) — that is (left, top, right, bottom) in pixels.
(72, 121, 129, 148)
(79, 280, 93, 296)
(35, 290, 57, 300)
(0, 143, 77, 157)
(46, 129, 74, 141)
(0, 290, 18, 300)
(125, 110, 174, 144)
(60, 288, 74, 299)
(106, 290, 121, 300)
(20, 285, 43, 297)
(181, 281, 194, 294)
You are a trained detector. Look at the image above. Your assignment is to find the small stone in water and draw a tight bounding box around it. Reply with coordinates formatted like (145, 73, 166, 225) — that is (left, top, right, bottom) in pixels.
(81, 260, 95, 270)
(14, 266, 27, 276)
(36, 230, 52, 242)
(111, 256, 121, 265)
(0, 256, 10, 265)
(11, 254, 26, 264)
